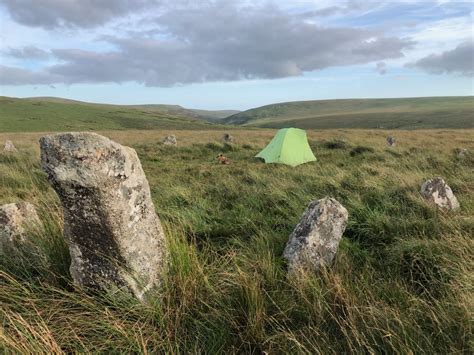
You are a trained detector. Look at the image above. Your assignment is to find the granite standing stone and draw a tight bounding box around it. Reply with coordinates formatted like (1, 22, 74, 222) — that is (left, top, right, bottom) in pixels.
(40, 132, 168, 301)
(421, 177, 460, 210)
(0, 202, 41, 253)
(284, 197, 348, 273)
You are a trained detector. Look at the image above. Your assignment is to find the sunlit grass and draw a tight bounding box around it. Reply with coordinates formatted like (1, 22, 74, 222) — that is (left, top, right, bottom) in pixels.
(1, 129, 473, 353)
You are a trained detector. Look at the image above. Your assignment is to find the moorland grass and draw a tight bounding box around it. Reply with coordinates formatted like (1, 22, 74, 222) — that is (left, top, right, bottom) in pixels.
(0, 97, 222, 132)
(1, 129, 473, 353)
(3, 96, 474, 132)
(226, 96, 474, 129)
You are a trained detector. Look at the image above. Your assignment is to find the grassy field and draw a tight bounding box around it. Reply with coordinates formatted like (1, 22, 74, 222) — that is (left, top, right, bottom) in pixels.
(1, 129, 473, 353)
(3, 96, 474, 133)
(23, 96, 240, 122)
(0, 96, 226, 132)
(225, 96, 474, 129)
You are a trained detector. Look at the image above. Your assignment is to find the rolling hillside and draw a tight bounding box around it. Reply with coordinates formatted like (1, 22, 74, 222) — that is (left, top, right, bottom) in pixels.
(126, 104, 238, 123)
(2, 96, 473, 133)
(0, 96, 228, 132)
(225, 97, 474, 129)
(24, 97, 239, 122)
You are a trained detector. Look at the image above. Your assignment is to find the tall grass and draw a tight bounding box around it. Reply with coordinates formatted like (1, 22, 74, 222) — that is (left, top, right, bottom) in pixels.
(1, 130, 473, 353)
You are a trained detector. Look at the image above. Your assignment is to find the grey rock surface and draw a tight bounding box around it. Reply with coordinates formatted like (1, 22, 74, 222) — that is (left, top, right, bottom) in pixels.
(421, 177, 460, 210)
(40, 132, 167, 301)
(223, 133, 234, 144)
(0, 202, 41, 253)
(163, 135, 177, 146)
(4, 140, 17, 152)
(283, 197, 348, 273)
(386, 136, 396, 147)
(457, 148, 469, 158)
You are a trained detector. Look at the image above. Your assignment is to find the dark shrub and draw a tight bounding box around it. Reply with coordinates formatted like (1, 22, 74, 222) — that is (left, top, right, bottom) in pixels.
(350, 146, 375, 156)
(222, 143, 238, 152)
(322, 140, 349, 150)
(204, 142, 238, 152)
(205, 142, 222, 151)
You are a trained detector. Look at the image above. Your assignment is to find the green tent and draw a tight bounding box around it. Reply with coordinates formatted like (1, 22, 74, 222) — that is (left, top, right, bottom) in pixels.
(255, 128, 316, 167)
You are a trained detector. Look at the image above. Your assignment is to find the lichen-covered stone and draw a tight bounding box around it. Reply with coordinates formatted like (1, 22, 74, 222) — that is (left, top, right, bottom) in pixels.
(40, 132, 167, 301)
(283, 197, 348, 273)
(421, 177, 460, 210)
(3, 140, 17, 152)
(223, 134, 234, 144)
(386, 136, 396, 147)
(0, 202, 41, 253)
(457, 148, 469, 158)
(163, 135, 177, 146)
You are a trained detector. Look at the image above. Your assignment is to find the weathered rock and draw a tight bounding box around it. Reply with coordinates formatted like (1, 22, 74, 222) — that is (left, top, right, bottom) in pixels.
(457, 148, 469, 158)
(0, 202, 41, 253)
(223, 133, 234, 144)
(421, 177, 460, 210)
(163, 135, 177, 146)
(217, 153, 230, 165)
(40, 132, 167, 301)
(283, 197, 348, 273)
(386, 136, 396, 147)
(3, 140, 17, 152)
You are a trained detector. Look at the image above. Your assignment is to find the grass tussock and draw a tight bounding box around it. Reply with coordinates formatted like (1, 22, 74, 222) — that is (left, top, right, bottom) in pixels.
(1, 129, 473, 353)
(349, 145, 375, 157)
(321, 139, 350, 150)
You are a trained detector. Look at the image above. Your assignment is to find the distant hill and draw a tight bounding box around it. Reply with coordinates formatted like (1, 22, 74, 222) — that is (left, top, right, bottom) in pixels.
(125, 105, 239, 122)
(2, 96, 473, 133)
(0, 96, 228, 132)
(24, 96, 239, 122)
(225, 97, 474, 129)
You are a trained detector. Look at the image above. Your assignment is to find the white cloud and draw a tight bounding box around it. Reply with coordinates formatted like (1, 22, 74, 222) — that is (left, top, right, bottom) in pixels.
(0, 0, 161, 29)
(1, 1, 413, 86)
(408, 40, 474, 76)
(1, 0, 472, 87)
(410, 16, 473, 44)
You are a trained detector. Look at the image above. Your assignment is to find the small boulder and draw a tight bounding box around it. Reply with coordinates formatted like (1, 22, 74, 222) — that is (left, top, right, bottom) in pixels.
(163, 135, 177, 146)
(0, 202, 41, 253)
(386, 136, 396, 147)
(283, 197, 348, 273)
(40, 132, 168, 302)
(457, 148, 469, 158)
(223, 133, 234, 144)
(3, 140, 17, 152)
(217, 153, 230, 165)
(421, 177, 459, 210)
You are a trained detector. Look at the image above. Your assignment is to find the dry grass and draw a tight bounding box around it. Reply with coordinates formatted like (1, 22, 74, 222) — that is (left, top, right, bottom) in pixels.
(2, 128, 473, 151)
(1, 129, 473, 353)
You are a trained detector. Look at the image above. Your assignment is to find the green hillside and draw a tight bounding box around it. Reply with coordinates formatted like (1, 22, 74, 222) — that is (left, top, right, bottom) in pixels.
(24, 97, 239, 122)
(186, 108, 240, 122)
(3, 96, 473, 133)
(128, 104, 238, 122)
(225, 97, 474, 129)
(0, 96, 224, 132)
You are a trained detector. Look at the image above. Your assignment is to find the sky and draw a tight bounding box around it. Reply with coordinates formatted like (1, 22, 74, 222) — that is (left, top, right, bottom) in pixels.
(0, 0, 472, 110)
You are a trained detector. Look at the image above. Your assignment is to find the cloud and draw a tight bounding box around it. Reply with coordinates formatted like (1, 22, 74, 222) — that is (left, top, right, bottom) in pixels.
(300, 1, 366, 18)
(0, 2, 414, 86)
(0, 0, 160, 29)
(4, 45, 50, 59)
(408, 40, 474, 76)
(376, 61, 387, 75)
(0, 65, 58, 85)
